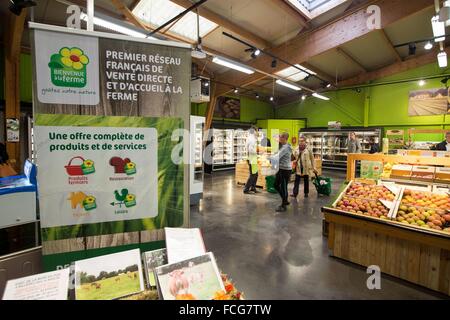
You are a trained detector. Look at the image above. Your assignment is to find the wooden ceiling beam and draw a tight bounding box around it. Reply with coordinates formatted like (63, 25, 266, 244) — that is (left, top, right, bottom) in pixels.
(301, 62, 336, 85)
(169, 0, 271, 48)
(338, 47, 449, 87)
(379, 29, 402, 62)
(110, 0, 148, 30)
(213, 0, 433, 97)
(336, 47, 367, 72)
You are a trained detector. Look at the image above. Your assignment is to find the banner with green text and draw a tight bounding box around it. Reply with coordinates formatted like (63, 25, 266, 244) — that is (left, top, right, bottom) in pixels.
(30, 23, 191, 270)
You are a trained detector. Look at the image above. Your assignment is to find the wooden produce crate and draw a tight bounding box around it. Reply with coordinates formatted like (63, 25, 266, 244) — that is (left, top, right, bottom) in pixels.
(235, 161, 267, 190)
(323, 209, 450, 296)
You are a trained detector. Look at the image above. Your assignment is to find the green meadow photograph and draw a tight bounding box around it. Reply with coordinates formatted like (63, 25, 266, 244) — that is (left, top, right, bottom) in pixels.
(75, 249, 144, 300)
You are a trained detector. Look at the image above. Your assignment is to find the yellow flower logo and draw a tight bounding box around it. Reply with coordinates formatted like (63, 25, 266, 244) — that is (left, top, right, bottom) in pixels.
(83, 159, 94, 168)
(84, 196, 96, 204)
(126, 194, 135, 202)
(126, 162, 136, 169)
(60, 47, 89, 70)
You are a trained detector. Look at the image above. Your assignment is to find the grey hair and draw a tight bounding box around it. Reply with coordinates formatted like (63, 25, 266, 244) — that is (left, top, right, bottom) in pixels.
(280, 132, 289, 139)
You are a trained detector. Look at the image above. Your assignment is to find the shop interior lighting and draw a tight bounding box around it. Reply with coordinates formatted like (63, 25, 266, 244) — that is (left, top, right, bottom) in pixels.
(302, 95, 307, 100)
(418, 80, 426, 86)
(271, 59, 277, 68)
(276, 79, 302, 91)
(408, 43, 417, 55)
(424, 42, 434, 50)
(212, 56, 255, 74)
(80, 13, 150, 39)
(438, 50, 448, 68)
(439, 1, 450, 26)
(432, 15, 446, 42)
(275, 64, 317, 82)
(312, 93, 330, 101)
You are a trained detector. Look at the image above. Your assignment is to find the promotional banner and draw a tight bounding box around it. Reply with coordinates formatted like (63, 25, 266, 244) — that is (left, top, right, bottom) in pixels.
(31, 23, 191, 270)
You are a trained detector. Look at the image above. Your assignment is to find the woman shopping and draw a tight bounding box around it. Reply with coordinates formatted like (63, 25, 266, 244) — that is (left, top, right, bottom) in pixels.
(290, 136, 318, 198)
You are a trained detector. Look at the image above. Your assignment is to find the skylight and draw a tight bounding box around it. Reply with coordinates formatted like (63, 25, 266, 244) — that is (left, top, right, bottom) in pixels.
(286, 0, 348, 18)
(133, 0, 218, 42)
(275, 64, 316, 82)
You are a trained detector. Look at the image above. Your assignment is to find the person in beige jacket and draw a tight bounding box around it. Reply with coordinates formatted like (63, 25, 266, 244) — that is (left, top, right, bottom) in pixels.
(290, 136, 318, 198)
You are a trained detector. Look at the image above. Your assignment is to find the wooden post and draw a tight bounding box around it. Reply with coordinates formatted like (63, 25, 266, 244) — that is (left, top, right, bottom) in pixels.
(203, 82, 217, 138)
(347, 154, 356, 181)
(4, 10, 27, 172)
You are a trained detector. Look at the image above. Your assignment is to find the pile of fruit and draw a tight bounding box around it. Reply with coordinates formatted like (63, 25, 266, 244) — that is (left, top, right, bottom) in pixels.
(335, 196, 390, 219)
(381, 162, 393, 178)
(344, 183, 396, 201)
(397, 190, 450, 233)
(400, 189, 450, 210)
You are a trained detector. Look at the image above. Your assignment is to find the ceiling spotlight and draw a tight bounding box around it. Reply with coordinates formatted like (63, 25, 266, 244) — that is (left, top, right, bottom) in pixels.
(432, 15, 446, 42)
(204, 81, 209, 87)
(312, 93, 330, 101)
(301, 95, 307, 101)
(438, 51, 448, 68)
(408, 43, 417, 56)
(234, 88, 239, 94)
(9, 0, 36, 16)
(322, 82, 332, 89)
(255, 93, 260, 99)
(270, 96, 274, 101)
(418, 80, 426, 86)
(440, 1, 450, 26)
(271, 59, 277, 68)
(249, 48, 261, 59)
(304, 75, 311, 82)
(424, 42, 433, 50)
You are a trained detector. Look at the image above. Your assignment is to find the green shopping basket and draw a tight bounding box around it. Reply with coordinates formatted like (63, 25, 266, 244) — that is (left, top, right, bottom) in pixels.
(312, 174, 332, 196)
(265, 175, 277, 194)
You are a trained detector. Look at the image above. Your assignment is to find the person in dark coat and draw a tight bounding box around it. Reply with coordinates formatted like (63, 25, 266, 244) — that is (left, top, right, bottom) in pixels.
(0, 142, 9, 164)
(368, 137, 380, 154)
(435, 132, 450, 151)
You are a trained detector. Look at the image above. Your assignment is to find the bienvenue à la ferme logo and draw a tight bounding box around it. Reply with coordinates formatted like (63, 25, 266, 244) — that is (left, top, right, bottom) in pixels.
(48, 47, 89, 88)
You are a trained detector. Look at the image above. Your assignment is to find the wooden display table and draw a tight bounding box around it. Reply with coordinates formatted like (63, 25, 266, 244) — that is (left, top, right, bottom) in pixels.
(323, 209, 450, 296)
(235, 161, 269, 190)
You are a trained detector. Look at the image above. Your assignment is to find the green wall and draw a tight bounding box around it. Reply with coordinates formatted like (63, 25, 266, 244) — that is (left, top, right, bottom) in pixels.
(191, 96, 274, 123)
(256, 119, 306, 148)
(276, 89, 365, 127)
(0, 51, 33, 103)
(275, 63, 450, 142)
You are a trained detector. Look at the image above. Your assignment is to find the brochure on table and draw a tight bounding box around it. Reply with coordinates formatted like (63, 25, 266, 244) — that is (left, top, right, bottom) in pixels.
(155, 252, 224, 300)
(143, 248, 167, 288)
(165, 227, 206, 263)
(30, 23, 191, 270)
(2, 269, 70, 300)
(2, 228, 229, 300)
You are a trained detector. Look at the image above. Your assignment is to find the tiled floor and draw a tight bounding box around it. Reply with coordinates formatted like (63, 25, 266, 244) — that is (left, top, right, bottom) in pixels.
(190, 170, 448, 300)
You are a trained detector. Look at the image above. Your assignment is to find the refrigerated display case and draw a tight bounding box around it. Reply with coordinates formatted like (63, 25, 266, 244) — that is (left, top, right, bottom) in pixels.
(301, 128, 382, 170)
(210, 128, 235, 171)
(234, 129, 248, 163)
(190, 116, 204, 205)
